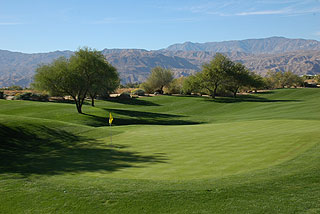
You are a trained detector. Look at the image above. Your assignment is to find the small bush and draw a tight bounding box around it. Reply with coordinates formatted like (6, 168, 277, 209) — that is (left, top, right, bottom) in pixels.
(141, 82, 154, 94)
(13, 92, 49, 101)
(7, 85, 23, 90)
(164, 77, 185, 95)
(131, 89, 145, 96)
(96, 94, 110, 100)
(119, 92, 131, 99)
(0, 91, 4, 99)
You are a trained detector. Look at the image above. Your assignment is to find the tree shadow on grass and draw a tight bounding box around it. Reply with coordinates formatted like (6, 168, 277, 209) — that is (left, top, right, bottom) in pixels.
(83, 108, 202, 126)
(0, 123, 167, 176)
(84, 109, 200, 127)
(106, 97, 160, 106)
(205, 94, 301, 103)
(50, 99, 91, 106)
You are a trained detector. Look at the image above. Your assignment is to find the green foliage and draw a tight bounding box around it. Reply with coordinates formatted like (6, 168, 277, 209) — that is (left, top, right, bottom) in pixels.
(264, 70, 303, 89)
(189, 53, 264, 98)
(0, 91, 3, 99)
(182, 74, 201, 95)
(283, 71, 304, 88)
(119, 92, 131, 99)
(33, 57, 71, 96)
(198, 53, 234, 98)
(5, 85, 23, 90)
(224, 62, 251, 97)
(131, 89, 145, 96)
(164, 77, 185, 94)
(143, 66, 174, 94)
(33, 47, 120, 113)
(247, 72, 266, 91)
(140, 81, 154, 94)
(13, 92, 49, 101)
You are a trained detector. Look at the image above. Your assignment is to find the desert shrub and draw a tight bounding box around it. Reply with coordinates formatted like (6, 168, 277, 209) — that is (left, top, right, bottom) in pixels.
(13, 92, 49, 101)
(7, 85, 23, 90)
(119, 92, 131, 99)
(182, 75, 201, 95)
(141, 82, 154, 94)
(131, 89, 145, 96)
(164, 77, 184, 95)
(96, 93, 110, 100)
(14, 92, 32, 100)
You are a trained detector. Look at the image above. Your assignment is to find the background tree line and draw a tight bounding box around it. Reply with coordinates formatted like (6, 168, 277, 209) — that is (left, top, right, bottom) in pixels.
(31, 49, 307, 113)
(141, 53, 304, 98)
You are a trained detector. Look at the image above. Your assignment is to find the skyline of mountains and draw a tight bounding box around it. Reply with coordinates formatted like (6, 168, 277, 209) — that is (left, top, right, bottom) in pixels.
(1, 37, 320, 87)
(164, 37, 320, 54)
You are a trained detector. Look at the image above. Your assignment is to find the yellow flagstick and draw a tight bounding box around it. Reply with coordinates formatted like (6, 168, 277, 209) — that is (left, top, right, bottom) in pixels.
(109, 112, 113, 144)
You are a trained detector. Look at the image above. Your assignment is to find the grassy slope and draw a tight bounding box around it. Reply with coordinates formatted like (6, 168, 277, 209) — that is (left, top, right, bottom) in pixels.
(1, 88, 320, 213)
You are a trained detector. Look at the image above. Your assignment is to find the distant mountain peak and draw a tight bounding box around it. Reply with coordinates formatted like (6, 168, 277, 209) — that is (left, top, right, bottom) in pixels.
(1, 37, 320, 87)
(165, 37, 320, 54)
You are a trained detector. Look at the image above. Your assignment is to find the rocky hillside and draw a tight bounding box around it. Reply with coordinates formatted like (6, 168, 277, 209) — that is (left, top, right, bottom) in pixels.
(0, 50, 72, 87)
(102, 49, 198, 83)
(165, 37, 320, 54)
(0, 37, 320, 87)
(162, 50, 320, 76)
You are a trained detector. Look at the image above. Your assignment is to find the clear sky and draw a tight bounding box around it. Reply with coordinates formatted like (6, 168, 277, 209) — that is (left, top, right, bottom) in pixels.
(1, 0, 319, 53)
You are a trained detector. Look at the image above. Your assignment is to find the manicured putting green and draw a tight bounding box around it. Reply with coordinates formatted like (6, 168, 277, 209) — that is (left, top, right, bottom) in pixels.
(85, 119, 318, 180)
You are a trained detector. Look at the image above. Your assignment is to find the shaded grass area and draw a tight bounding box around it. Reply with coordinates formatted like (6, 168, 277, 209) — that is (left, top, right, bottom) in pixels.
(0, 121, 166, 176)
(82, 108, 201, 127)
(206, 94, 301, 103)
(106, 96, 160, 106)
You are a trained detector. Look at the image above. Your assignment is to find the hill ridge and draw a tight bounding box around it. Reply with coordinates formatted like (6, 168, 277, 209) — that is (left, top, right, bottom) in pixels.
(1, 37, 320, 87)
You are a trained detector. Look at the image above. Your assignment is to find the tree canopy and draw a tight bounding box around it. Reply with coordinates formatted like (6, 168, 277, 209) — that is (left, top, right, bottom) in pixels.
(142, 66, 174, 94)
(33, 47, 119, 113)
(199, 53, 234, 98)
(182, 53, 266, 97)
(265, 70, 303, 89)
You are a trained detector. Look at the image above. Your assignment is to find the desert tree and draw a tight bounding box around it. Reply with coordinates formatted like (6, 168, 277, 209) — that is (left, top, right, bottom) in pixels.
(265, 70, 303, 89)
(182, 74, 201, 95)
(33, 47, 119, 113)
(225, 62, 251, 98)
(87, 61, 119, 106)
(198, 53, 234, 98)
(143, 66, 174, 94)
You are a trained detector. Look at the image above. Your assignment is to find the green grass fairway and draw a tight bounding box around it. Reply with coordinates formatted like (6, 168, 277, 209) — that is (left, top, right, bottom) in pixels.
(1, 88, 320, 213)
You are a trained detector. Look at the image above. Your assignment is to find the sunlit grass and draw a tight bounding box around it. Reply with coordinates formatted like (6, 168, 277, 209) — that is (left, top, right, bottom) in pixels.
(1, 88, 320, 213)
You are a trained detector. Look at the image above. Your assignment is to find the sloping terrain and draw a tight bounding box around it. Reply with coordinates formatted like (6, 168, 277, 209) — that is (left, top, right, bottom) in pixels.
(0, 88, 320, 213)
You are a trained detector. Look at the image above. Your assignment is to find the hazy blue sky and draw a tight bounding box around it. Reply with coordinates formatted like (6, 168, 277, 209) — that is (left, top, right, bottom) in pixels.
(1, 0, 319, 53)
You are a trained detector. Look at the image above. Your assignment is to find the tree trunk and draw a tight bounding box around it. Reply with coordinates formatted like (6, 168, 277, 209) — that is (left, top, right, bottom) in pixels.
(73, 97, 83, 114)
(75, 101, 82, 114)
(91, 97, 95, 107)
(160, 86, 164, 94)
(233, 87, 239, 98)
(212, 87, 217, 99)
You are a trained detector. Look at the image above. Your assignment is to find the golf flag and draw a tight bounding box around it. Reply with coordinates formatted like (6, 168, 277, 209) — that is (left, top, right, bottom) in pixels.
(109, 112, 113, 125)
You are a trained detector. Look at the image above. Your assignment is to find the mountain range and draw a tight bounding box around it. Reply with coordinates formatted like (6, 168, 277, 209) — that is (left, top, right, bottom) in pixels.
(1, 37, 320, 87)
